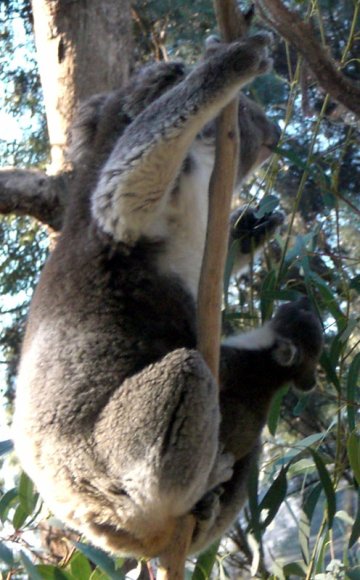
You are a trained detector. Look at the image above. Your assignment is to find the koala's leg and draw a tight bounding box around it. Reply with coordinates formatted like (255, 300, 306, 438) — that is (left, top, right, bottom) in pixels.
(92, 34, 272, 244)
(89, 348, 233, 557)
(190, 298, 323, 553)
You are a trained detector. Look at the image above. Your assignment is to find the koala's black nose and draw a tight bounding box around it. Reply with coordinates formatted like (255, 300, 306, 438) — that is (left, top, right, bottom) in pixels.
(293, 368, 317, 392)
(297, 296, 312, 311)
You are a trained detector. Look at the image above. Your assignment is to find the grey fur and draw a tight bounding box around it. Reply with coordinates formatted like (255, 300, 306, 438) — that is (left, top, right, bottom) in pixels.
(13, 35, 323, 559)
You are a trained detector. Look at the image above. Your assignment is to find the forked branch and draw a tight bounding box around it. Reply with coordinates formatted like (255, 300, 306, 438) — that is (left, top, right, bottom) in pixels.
(255, 0, 360, 118)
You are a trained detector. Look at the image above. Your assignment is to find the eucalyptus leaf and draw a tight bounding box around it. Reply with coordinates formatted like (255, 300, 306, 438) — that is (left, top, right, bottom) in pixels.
(18, 471, 38, 515)
(282, 562, 306, 577)
(310, 450, 336, 529)
(36, 564, 73, 579)
(260, 270, 276, 321)
(347, 431, 360, 487)
(0, 541, 14, 566)
(349, 491, 360, 549)
(0, 487, 18, 523)
(20, 552, 44, 580)
(13, 503, 29, 530)
(267, 385, 288, 436)
(192, 541, 220, 580)
(276, 432, 325, 466)
(347, 354, 360, 432)
(254, 195, 279, 218)
(0, 439, 14, 456)
(69, 551, 92, 580)
(74, 542, 125, 580)
(259, 467, 287, 528)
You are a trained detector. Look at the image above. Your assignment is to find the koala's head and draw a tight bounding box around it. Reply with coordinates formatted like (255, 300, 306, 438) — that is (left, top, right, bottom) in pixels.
(272, 297, 324, 392)
(237, 93, 281, 180)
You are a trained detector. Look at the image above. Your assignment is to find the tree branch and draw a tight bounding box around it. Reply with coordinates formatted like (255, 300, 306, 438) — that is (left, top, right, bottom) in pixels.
(157, 3, 252, 579)
(0, 168, 69, 230)
(197, 1, 252, 383)
(255, 0, 360, 118)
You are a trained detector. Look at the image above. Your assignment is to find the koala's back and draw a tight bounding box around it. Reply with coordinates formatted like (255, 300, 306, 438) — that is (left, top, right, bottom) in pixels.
(16, 228, 196, 421)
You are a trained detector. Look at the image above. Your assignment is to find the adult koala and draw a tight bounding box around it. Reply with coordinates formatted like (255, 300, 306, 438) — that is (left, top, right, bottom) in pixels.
(13, 34, 323, 558)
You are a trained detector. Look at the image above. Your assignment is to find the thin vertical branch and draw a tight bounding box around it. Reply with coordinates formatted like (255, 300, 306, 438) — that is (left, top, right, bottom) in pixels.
(157, 2, 251, 578)
(197, 0, 251, 379)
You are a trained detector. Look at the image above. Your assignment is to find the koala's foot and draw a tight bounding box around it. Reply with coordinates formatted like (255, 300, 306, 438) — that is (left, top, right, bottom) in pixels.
(229, 206, 284, 255)
(191, 485, 224, 526)
(192, 486, 223, 522)
(271, 297, 323, 391)
(191, 486, 224, 545)
(206, 450, 234, 490)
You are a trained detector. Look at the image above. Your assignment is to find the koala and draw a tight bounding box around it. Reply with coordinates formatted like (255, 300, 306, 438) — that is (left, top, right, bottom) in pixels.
(13, 34, 323, 561)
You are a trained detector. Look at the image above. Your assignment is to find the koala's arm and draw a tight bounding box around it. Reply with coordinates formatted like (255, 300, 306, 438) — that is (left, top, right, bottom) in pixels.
(91, 34, 272, 245)
(190, 298, 323, 553)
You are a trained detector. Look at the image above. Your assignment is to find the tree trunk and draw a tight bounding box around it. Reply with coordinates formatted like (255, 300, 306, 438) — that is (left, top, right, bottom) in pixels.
(31, 0, 133, 172)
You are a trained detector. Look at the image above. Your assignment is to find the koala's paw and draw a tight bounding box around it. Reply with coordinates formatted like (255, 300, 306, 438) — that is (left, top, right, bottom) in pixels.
(192, 486, 224, 544)
(271, 297, 324, 392)
(229, 206, 284, 254)
(207, 32, 273, 83)
(231, 32, 274, 77)
(192, 486, 223, 522)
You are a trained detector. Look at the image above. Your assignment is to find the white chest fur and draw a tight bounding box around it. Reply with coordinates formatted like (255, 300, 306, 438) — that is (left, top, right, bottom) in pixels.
(155, 140, 215, 298)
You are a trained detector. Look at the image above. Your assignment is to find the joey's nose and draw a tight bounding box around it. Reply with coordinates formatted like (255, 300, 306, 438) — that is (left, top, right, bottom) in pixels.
(269, 123, 282, 149)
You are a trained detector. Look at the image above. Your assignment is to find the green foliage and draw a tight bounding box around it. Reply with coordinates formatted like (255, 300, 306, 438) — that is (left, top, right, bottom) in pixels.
(0, 0, 359, 578)
(0, 0, 49, 398)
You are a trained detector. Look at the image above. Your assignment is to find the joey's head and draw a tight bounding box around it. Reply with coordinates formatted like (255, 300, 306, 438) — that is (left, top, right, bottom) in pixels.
(271, 297, 324, 392)
(237, 93, 281, 180)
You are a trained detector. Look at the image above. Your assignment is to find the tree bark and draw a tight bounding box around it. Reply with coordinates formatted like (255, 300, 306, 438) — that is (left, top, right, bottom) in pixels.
(31, 0, 133, 171)
(158, 3, 252, 578)
(0, 168, 69, 230)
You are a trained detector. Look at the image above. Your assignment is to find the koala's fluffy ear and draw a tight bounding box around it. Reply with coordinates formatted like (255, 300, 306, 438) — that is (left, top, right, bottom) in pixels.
(68, 93, 109, 165)
(123, 62, 186, 119)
